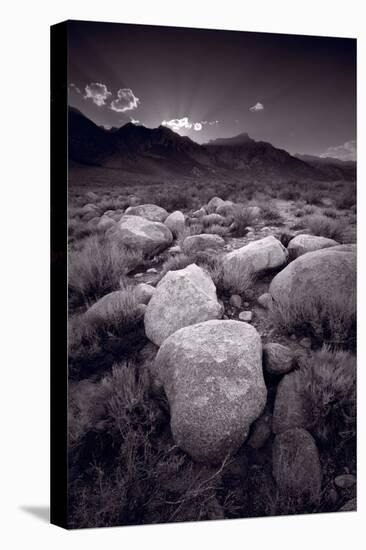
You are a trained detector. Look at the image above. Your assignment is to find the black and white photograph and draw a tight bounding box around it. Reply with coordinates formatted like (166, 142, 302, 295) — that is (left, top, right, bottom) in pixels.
(62, 19, 357, 529)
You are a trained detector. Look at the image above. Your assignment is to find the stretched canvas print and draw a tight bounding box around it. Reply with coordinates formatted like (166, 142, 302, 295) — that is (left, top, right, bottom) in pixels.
(51, 20, 357, 529)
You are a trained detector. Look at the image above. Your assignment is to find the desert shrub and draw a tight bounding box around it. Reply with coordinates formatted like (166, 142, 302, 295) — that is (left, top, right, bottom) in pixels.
(230, 205, 257, 237)
(302, 188, 325, 206)
(68, 362, 232, 527)
(68, 289, 146, 379)
(68, 233, 144, 310)
(278, 186, 301, 201)
(206, 256, 254, 296)
(204, 223, 229, 236)
(156, 254, 193, 281)
(297, 346, 356, 446)
(322, 207, 340, 219)
(68, 218, 96, 241)
(305, 214, 346, 241)
(271, 289, 356, 348)
(150, 187, 196, 211)
(334, 188, 356, 210)
(259, 202, 284, 225)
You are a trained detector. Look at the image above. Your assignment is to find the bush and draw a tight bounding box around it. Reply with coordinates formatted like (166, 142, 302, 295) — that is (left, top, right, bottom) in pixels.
(204, 223, 229, 236)
(68, 362, 233, 527)
(68, 234, 143, 310)
(260, 202, 284, 225)
(297, 346, 356, 445)
(68, 288, 146, 379)
(305, 214, 345, 241)
(230, 205, 256, 236)
(334, 188, 356, 210)
(270, 289, 356, 348)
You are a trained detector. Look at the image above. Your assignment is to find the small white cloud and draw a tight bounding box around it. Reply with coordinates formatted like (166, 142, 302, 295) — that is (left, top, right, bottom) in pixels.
(69, 83, 81, 94)
(84, 82, 112, 106)
(208, 120, 219, 125)
(130, 117, 140, 124)
(162, 117, 218, 132)
(249, 102, 264, 112)
(320, 140, 356, 161)
(110, 88, 140, 112)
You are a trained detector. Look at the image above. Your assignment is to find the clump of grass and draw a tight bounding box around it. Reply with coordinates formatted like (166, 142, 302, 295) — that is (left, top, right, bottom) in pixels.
(204, 223, 229, 236)
(271, 289, 356, 348)
(260, 202, 284, 225)
(305, 214, 345, 241)
(68, 362, 233, 528)
(68, 288, 146, 379)
(322, 207, 340, 219)
(334, 188, 356, 210)
(278, 187, 301, 201)
(230, 205, 257, 236)
(298, 346, 356, 445)
(68, 233, 144, 310)
(156, 254, 193, 282)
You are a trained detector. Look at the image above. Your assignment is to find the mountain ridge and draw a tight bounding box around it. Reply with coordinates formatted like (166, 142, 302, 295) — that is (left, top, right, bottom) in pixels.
(68, 107, 355, 181)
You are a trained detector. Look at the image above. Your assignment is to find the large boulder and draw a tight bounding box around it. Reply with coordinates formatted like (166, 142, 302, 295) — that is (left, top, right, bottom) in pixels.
(144, 264, 222, 346)
(272, 370, 312, 433)
(164, 210, 185, 237)
(223, 236, 288, 278)
(154, 319, 267, 462)
(206, 196, 226, 213)
(124, 203, 169, 222)
(108, 215, 173, 256)
(269, 246, 356, 329)
(272, 428, 322, 504)
(288, 234, 339, 259)
(183, 233, 225, 255)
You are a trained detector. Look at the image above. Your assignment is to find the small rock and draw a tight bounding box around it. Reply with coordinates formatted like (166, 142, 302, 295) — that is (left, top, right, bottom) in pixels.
(134, 273, 144, 278)
(168, 245, 182, 256)
(239, 311, 253, 322)
(229, 294, 242, 308)
(146, 268, 158, 274)
(299, 337, 312, 349)
(263, 343, 294, 375)
(257, 293, 272, 309)
(243, 301, 250, 307)
(290, 334, 297, 341)
(334, 474, 356, 489)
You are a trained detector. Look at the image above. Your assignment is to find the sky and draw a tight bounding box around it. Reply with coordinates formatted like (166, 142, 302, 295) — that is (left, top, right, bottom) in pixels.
(67, 20, 356, 160)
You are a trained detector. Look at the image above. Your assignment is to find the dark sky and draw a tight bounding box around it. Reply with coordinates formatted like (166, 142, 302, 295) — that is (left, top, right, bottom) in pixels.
(67, 20, 356, 160)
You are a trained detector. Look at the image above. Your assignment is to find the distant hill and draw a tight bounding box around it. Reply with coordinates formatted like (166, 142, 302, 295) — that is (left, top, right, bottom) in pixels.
(295, 153, 356, 181)
(68, 107, 356, 181)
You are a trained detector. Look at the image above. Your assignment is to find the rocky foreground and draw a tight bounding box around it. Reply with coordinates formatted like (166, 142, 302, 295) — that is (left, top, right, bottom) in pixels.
(68, 194, 356, 524)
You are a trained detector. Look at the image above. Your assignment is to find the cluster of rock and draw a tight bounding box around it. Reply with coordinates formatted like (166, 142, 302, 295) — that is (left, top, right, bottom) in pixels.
(80, 194, 356, 507)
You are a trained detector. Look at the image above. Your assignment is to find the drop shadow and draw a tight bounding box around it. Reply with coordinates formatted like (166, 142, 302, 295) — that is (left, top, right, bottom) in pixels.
(20, 506, 50, 523)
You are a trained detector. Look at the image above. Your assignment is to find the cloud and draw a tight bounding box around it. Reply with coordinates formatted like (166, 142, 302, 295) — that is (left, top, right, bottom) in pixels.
(130, 117, 140, 124)
(84, 82, 112, 106)
(69, 83, 81, 94)
(249, 102, 264, 112)
(320, 140, 357, 161)
(162, 117, 217, 132)
(110, 88, 140, 112)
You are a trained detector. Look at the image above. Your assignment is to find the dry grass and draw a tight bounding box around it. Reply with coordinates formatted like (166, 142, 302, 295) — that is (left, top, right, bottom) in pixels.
(230, 205, 257, 236)
(305, 214, 346, 241)
(297, 346, 356, 445)
(68, 233, 144, 310)
(68, 362, 234, 528)
(204, 223, 229, 236)
(68, 288, 146, 379)
(271, 289, 356, 348)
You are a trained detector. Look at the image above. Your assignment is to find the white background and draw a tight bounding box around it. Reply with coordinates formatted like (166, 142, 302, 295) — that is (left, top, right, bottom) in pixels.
(0, 1, 364, 548)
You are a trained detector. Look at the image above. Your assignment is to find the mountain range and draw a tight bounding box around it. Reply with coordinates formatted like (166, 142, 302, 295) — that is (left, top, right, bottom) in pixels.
(68, 107, 356, 181)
